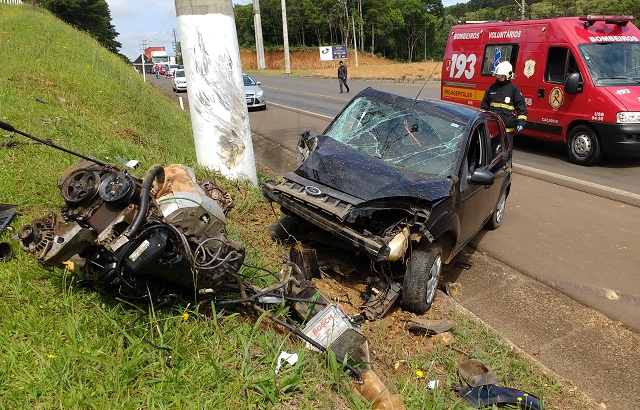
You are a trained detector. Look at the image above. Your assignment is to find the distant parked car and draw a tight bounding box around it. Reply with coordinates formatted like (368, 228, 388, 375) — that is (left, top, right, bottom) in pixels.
(243, 73, 266, 110)
(167, 64, 180, 77)
(172, 69, 187, 92)
(262, 87, 512, 314)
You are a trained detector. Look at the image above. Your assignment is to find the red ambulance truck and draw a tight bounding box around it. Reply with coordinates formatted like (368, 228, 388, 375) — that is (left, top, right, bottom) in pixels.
(441, 15, 640, 165)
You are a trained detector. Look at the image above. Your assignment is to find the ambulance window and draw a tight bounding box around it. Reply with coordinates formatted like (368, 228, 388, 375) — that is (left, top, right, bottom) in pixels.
(546, 47, 569, 84)
(482, 44, 519, 76)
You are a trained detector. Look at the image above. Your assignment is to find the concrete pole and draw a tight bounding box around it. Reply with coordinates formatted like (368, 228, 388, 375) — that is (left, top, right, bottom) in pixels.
(253, 0, 266, 69)
(281, 0, 291, 74)
(174, 0, 258, 185)
(141, 54, 147, 82)
(352, 15, 358, 67)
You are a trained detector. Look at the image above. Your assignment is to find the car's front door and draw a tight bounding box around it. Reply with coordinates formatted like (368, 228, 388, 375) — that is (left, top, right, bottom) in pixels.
(457, 122, 500, 247)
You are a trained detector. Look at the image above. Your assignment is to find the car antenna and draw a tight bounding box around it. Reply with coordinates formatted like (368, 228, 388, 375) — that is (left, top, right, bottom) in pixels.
(0, 121, 106, 166)
(413, 80, 428, 106)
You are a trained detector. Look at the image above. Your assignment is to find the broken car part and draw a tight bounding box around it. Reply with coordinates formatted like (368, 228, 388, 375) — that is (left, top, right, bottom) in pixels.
(459, 385, 543, 409)
(0, 203, 18, 231)
(0, 121, 105, 166)
(361, 277, 401, 320)
(17, 156, 245, 304)
(262, 88, 512, 314)
(406, 317, 456, 335)
(457, 359, 500, 387)
(0, 242, 12, 261)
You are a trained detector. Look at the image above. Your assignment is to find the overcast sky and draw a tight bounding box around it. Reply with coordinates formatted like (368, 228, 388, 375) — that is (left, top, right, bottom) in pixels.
(106, 0, 468, 60)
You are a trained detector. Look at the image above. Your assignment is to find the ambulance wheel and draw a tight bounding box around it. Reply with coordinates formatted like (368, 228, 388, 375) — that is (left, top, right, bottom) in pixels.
(567, 125, 602, 166)
(402, 243, 443, 314)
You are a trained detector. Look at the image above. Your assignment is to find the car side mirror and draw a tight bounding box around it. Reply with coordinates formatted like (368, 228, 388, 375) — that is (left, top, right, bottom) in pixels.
(297, 131, 319, 162)
(469, 168, 495, 186)
(565, 72, 583, 95)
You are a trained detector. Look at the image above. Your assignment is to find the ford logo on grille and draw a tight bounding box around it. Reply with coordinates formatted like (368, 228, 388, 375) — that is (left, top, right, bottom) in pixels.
(304, 186, 322, 196)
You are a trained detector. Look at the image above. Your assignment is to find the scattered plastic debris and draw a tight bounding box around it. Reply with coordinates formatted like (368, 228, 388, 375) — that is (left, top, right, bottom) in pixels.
(275, 351, 299, 374)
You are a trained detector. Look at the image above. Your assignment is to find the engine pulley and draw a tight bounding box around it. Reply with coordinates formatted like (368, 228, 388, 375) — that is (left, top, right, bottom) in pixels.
(98, 172, 136, 204)
(61, 169, 100, 204)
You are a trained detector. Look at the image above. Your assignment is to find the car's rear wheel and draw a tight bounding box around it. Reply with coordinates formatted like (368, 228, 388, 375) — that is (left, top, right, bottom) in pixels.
(487, 190, 507, 230)
(268, 214, 298, 241)
(402, 242, 443, 314)
(567, 125, 602, 166)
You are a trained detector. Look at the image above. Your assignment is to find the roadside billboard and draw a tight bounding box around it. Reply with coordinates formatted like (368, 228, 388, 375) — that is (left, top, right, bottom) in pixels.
(319, 45, 348, 61)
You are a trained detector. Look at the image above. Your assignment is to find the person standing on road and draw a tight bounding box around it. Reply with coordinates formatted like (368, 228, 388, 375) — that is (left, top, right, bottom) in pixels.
(154, 64, 160, 79)
(480, 61, 527, 148)
(338, 61, 350, 93)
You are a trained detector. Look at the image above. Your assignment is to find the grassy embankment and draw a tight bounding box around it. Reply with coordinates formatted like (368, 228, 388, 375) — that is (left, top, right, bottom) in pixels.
(0, 4, 595, 409)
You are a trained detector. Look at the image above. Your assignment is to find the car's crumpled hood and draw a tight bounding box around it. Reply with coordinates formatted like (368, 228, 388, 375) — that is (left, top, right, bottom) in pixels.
(293, 134, 454, 202)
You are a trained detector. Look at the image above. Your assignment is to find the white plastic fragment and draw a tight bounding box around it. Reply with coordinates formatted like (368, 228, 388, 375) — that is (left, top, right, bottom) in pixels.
(275, 351, 299, 374)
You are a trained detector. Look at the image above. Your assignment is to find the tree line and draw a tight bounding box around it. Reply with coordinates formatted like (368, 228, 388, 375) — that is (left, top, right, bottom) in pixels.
(233, 0, 640, 62)
(32, 0, 121, 56)
(28, 0, 640, 63)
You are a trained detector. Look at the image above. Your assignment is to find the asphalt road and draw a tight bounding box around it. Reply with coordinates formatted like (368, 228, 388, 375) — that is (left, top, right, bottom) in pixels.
(149, 73, 640, 334)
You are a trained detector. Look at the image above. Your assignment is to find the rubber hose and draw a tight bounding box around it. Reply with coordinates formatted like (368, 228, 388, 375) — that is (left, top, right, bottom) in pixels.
(126, 164, 164, 238)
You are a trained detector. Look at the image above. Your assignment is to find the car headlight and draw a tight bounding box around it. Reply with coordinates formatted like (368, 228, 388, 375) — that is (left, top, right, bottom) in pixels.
(256, 90, 264, 99)
(617, 112, 640, 123)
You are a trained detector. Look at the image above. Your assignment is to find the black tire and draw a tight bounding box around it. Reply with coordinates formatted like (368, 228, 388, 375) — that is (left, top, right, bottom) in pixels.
(566, 125, 602, 166)
(486, 189, 507, 230)
(402, 243, 443, 314)
(268, 214, 298, 241)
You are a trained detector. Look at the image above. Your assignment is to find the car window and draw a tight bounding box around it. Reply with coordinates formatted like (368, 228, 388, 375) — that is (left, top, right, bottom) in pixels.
(243, 74, 256, 86)
(324, 95, 465, 177)
(487, 118, 504, 162)
(460, 124, 486, 190)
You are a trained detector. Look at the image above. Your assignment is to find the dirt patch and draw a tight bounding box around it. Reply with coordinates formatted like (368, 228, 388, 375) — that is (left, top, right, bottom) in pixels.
(240, 49, 443, 80)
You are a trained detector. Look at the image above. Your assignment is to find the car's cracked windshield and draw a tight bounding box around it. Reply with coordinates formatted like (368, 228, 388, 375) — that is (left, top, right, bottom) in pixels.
(580, 42, 640, 84)
(324, 95, 465, 177)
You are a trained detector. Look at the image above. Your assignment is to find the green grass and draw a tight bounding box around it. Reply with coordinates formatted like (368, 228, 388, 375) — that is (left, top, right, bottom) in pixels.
(0, 4, 597, 409)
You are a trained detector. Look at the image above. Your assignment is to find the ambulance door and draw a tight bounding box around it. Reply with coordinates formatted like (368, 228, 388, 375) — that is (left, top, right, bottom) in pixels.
(536, 46, 586, 142)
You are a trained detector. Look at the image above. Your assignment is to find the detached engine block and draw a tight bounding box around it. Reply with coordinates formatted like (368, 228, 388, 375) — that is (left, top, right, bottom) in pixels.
(18, 159, 245, 303)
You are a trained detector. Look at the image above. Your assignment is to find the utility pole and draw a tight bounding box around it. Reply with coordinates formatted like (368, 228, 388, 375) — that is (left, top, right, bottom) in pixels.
(140, 39, 148, 82)
(174, 0, 258, 185)
(253, 0, 266, 69)
(281, 0, 290, 74)
(352, 15, 358, 67)
(171, 28, 179, 63)
(515, 0, 526, 20)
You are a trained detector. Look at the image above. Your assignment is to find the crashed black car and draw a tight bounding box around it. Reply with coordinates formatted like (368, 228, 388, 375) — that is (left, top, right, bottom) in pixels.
(262, 87, 511, 314)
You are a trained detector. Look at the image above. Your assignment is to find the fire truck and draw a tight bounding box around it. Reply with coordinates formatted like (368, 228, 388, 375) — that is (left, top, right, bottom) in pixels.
(441, 15, 640, 165)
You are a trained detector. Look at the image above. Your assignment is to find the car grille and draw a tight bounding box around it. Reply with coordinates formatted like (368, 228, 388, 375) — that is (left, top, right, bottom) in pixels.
(273, 178, 355, 222)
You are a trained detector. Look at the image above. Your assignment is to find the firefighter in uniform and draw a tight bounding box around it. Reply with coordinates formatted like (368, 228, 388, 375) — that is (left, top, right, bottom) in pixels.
(480, 61, 527, 149)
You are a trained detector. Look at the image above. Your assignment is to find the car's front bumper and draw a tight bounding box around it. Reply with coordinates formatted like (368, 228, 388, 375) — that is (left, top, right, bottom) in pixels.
(246, 94, 266, 109)
(261, 175, 391, 261)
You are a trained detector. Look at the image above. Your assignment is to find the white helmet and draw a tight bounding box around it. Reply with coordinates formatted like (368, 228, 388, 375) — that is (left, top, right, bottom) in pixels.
(493, 61, 514, 79)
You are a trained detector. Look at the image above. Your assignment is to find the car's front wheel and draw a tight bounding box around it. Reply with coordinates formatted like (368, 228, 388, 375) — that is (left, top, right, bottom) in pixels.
(402, 242, 443, 314)
(486, 190, 507, 230)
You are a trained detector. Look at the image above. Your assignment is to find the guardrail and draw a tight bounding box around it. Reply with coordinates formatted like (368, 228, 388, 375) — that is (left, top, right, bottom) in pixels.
(0, 0, 24, 4)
